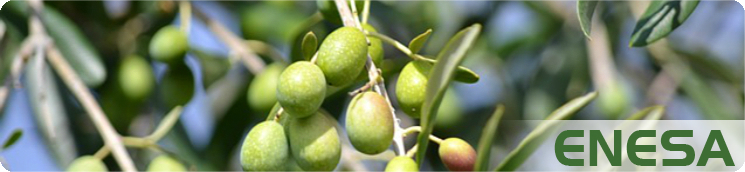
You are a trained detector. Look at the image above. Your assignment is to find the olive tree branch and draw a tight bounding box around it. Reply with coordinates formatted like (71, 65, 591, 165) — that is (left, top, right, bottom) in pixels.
(191, 4, 265, 74)
(0, 37, 37, 112)
(25, 1, 136, 170)
(46, 45, 137, 172)
(334, 0, 406, 157)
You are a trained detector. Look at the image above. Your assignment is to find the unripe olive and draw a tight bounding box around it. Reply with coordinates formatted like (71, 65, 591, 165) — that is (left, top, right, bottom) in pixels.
(277, 61, 327, 118)
(67, 156, 107, 172)
(395, 61, 432, 118)
(384, 156, 419, 172)
(316, 27, 368, 86)
(247, 63, 285, 112)
(362, 24, 384, 67)
(438, 138, 476, 171)
(118, 55, 154, 101)
(346, 92, 394, 155)
(240, 121, 289, 171)
(147, 155, 186, 172)
(598, 83, 629, 119)
(288, 111, 341, 171)
(160, 66, 195, 109)
(316, 0, 362, 25)
(149, 26, 188, 64)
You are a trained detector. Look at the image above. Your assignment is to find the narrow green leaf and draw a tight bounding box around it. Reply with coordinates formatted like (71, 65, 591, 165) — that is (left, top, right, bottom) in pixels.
(408, 29, 432, 54)
(475, 104, 505, 171)
(577, 1, 598, 39)
(629, 0, 699, 47)
(2, 129, 23, 150)
(301, 31, 318, 60)
(416, 24, 481, 165)
(625, 105, 665, 120)
(495, 92, 597, 171)
(42, 7, 108, 87)
(421, 58, 480, 84)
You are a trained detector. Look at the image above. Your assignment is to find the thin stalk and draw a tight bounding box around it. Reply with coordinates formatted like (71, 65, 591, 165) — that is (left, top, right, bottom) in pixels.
(192, 4, 265, 74)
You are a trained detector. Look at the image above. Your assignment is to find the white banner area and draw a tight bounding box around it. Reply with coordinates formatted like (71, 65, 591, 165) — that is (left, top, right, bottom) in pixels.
(513, 120, 744, 171)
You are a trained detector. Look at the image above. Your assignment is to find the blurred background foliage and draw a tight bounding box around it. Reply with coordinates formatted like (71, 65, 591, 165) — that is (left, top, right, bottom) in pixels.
(0, 1, 742, 171)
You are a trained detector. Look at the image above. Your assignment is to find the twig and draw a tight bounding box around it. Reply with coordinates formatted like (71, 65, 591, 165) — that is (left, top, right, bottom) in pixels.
(245, 40, 286, 63)
(365, 32, 429, 61)
(94, 106, 183, 159)
(178, 1, 192, 35)
(191, 4, 265, 74)
(46, 45, 137, 172)
(273, 108, 284, 122)
(335, 0, 406, 157)
(361, 0, 370, 24)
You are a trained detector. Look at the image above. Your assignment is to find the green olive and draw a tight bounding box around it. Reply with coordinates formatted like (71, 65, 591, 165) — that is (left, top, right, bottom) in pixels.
(247, 63, 285, 112)
(277, 61, 327, 118)
(384, 156, 419, 172)
(147, 155, 186, 172)
(316, 27, 368, 86)
(67, 156, 107, 172)
(149, 26, 188, 64)
(288, 111, 341, 171)
(438, 138, 476, 171)
(598, 83, 628, 119)
(160, 66, 195, 109)
(240, 121, 289, 171)
(395, 60, 432, 118)
(346, 92, 394, 154)
(118, 55, 154, 101)
(362, 24, 384, 67)
(316, 0, 363, 25)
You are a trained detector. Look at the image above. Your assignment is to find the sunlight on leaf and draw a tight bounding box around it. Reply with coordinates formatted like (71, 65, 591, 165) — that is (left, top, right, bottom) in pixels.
(629, 0, 699, 47)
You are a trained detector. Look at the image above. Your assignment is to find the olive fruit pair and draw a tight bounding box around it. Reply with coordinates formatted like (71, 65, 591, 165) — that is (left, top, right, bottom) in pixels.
(118, 55, 155, 101)
(385, 156, 419, 172)
(247, 63, 285, 112)
(147, 155, 187, 171)
(438, 138, 476, 171)
(67, 156, 107, 172)
(346, 92, 393, 154)
(288, 111, 342, 171)
(240, 121, 289, 171)
(395, 60, 432, 118)
(149, 26, 188, 65)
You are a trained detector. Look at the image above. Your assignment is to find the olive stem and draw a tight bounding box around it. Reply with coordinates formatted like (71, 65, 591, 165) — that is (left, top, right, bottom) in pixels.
(273, 107, 284, 122)
(93, 106, 183, 159)
(192, 4, 266, 74)
(335, 0, 407, 157)
(401, 126, 443, 144)
(245, 40, 286, 64)
(361, 0, 370, 24)
(406, 144, 418, 158)
(365, 32, 430, 62)
(178, 1, 192, 36)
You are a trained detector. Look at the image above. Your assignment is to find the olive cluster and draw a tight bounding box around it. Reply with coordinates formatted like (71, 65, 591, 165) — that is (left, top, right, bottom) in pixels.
(66, 155, 186, 172)
(240, 25, 376, 171)
(240, 1, 479, 171)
